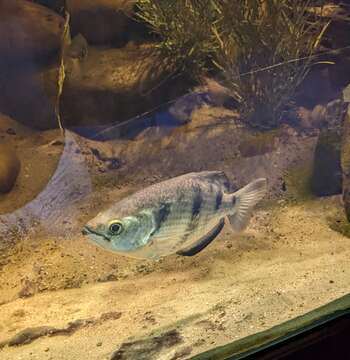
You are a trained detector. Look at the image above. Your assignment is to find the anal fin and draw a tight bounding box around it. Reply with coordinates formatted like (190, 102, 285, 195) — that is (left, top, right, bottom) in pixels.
(176, 218, 225, 257)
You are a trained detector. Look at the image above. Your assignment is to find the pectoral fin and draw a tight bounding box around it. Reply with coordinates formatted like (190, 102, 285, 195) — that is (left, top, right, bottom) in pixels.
(176, 218, 225, 257)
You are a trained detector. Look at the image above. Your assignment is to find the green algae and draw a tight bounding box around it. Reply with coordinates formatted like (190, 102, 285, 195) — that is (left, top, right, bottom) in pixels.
(284, 163, 315, 203)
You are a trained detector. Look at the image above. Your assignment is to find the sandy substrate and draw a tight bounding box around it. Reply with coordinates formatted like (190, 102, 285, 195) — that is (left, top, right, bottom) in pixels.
(0, 197, 350, 360)
(0, 107, 350, 359)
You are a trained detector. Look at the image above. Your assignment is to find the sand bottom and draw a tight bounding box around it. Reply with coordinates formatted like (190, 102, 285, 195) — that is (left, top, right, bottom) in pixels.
(1, 195, 350, 359)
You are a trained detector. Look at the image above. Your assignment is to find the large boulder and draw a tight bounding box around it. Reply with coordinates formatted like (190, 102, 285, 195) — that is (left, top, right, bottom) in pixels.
(294, 67, 337, 108)
(0, 1, 64, 130)
(311, 129, 342, 196)
(341, 84, 350, 221)
(0, 0, 64, 63)
(60, 45, 192, 127)
(322, 4, 350, 89)
(0, 142, 21, 194)
(31, 0, 66, 15)
(66, 0, 146, 46)
(310, 99, 347, 197)
(0, 63, 60, 129)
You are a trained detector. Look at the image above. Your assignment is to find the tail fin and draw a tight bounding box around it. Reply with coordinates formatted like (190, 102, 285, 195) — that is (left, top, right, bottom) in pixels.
(228, 178, 267, 232)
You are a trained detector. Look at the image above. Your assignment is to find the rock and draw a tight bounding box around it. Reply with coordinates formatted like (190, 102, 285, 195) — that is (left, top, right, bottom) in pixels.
(309, 98, 347, 197)
(201, 77, 236, 107)
(168, 92, 207, 124)
(60, 46, 191, 127)
(344, 83, 350, 103)
(323, 4, 350, 89)
(67, 34, 89, 60)
(31, 0, 66, 15)
(7, 326, 55, 347)
(6, 128, 16, 136)
(309, 3, 350, 89)
(0, 63, 60, 130)
(297, 99, 347, 131)
(329, 53, 350, 90)
(67, 0, 145, 46)
(311, 129, 342, 196)
(0, 142, 21, 193)
(0, 311, 122, 350)
(18, 278, 37, 298)
(170, 346, 193, 360)
(0, 0, 64, 63)
(341, 84, 350, 221)
(111, 329, 183, 360)
(294, 67, 338, 108)
(0, 113, 34, 139)
(0, 0, 63, 130)
(295, 106, 323, 130)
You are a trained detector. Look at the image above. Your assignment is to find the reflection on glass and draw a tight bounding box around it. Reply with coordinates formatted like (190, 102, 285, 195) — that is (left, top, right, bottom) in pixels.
(0, 1, 350, 359)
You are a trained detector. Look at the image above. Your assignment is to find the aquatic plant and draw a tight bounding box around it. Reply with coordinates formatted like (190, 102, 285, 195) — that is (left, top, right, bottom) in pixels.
(136, 0, 329, 129)
(136, 0, 218, 78)
(211, 0, 329, 129)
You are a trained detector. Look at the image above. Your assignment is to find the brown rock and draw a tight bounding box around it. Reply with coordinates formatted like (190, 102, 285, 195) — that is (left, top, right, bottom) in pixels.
(295, 67, 337, 108)
(60, 46, 191, 127)
(311, 129, 342, 197)
(31, 0, 66, 15)
(0, 113, 34, 138)
(313, 3, 350, 89)
(67, 0, 137, 45)
(0, 0, 64, 63)
(341, 85, 350, 221)
(0, 1, 63, 130)
(0, 64, 60, 129)
(0, 142, 20, 193)
(111, 329, 183, 360)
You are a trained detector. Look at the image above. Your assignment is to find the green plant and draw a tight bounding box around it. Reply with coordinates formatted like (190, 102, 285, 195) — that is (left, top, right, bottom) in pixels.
(136, 0, 217, 78)
(136, 0, 329, 129)
(211, 0, 329, 129)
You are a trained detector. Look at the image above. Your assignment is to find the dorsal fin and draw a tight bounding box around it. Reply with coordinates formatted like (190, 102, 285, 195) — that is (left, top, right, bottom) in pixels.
(193, 171, 231, 190)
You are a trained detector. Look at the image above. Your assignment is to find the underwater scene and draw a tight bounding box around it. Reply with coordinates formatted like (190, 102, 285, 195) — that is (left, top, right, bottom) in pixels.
(1, 0, 350, 359)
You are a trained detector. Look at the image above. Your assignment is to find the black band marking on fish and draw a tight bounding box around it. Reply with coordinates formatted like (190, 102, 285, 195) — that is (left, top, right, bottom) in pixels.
(181, 186, 203, 244)
(215, 191, 223, 210)
(159, 203, 171, 224)
(150, 202, 172, 237)
(192, 186, 202, 219)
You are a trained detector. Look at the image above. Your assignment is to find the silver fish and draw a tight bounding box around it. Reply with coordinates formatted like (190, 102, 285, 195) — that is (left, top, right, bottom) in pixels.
(82, 171, 267, 260)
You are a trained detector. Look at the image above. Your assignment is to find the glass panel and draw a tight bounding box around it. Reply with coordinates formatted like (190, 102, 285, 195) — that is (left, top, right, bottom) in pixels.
(0, 1, 350, 359)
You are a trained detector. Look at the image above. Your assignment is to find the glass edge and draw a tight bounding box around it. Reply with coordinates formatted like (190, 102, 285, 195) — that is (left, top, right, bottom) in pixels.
(190, 293, 350, 360)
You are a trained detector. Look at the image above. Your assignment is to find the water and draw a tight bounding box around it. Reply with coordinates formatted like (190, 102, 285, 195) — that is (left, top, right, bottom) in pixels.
(1, 1, 350, 360)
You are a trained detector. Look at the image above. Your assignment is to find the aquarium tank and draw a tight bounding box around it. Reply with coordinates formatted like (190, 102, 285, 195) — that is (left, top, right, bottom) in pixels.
(1, 0, 350, 359)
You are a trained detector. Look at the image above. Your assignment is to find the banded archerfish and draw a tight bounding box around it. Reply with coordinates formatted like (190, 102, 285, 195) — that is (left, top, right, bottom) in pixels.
(82, 171, 267, 259)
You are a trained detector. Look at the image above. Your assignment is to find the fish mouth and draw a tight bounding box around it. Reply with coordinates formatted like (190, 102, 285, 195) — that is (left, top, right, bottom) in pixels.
(82, 225, 111, 242)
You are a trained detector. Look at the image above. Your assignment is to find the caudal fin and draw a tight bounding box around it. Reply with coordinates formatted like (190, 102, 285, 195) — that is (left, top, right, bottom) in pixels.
(228, 178, 267, 232)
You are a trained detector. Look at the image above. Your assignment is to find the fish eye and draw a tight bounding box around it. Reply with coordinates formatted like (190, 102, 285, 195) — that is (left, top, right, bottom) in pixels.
(108, 220, 124, 235)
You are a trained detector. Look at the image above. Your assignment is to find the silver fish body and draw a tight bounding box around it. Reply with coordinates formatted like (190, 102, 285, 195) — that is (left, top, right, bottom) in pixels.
(82, 171, 267, 259)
